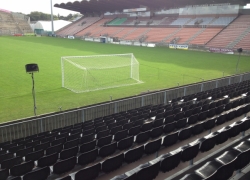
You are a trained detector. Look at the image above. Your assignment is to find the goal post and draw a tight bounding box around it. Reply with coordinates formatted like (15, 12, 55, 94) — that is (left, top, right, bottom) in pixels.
(61, 53, 143, 93)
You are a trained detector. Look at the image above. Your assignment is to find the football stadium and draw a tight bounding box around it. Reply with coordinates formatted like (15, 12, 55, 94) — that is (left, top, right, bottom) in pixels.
(1, 0, 250, 179)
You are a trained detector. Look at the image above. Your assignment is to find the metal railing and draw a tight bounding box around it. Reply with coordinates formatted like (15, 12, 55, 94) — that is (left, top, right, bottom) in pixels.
(1, 72, 250, 143)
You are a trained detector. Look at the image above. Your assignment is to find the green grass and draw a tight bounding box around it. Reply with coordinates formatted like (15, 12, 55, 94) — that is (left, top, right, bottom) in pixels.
(0, 36, 250, 123)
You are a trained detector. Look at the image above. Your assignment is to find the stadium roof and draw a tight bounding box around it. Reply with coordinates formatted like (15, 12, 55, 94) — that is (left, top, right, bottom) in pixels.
(54, 0, 249, 14)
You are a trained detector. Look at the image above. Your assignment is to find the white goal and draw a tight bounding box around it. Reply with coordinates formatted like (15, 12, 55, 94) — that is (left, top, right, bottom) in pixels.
(61, 53, 142, 93)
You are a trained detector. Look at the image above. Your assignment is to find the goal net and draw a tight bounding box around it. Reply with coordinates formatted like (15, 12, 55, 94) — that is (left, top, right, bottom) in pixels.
(61, 53, 142, 93)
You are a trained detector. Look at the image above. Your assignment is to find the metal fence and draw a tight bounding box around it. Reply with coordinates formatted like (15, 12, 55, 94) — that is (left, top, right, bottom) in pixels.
(1, 72, 250, 143)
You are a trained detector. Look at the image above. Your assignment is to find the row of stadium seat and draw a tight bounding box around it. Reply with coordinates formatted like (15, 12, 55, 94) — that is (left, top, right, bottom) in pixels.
(111, 117, 250, 180)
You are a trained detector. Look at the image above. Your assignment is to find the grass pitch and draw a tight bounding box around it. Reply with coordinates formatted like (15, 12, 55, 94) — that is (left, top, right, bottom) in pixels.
(0, 36, 250, 123)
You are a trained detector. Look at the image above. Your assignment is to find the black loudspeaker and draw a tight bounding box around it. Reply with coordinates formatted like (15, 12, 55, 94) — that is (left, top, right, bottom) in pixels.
(25, 64, 39, 73)
(237, 48, 243, 53)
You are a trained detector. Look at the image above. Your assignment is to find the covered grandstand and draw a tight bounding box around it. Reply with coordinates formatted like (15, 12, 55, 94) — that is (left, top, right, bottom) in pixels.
(53, 0, 250, 52)
(1, 1, 250, 180)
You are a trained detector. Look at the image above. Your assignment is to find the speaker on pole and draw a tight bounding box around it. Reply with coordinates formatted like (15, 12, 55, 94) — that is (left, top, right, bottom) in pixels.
(237, 48, 243, 53)
(25, 64, 39, 73)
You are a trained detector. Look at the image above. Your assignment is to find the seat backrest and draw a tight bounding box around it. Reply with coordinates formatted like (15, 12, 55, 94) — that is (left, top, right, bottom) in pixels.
(124, 145, 144, 163)
(135, 131, 150, 144)
(181, 143, 199, 162)
(10, 160, 34, 176)
(0, 169, 9, 180)
(46, 143, 63, 155)
(75, 163, 101, 180)
(188, 114, 198, 124)
(160, 150, 182, 172)
(23, 166, 50, 180)
(34, 141, 50, 151)
(60, 146, 78, 160)
(96, 130, 109, 139)
(98, 142, 117, 158)
(117, 136, 134, 150)
(114, 130, 128, 141)
(16, 147, 33, 157)
(128, 125, 141, 136)
(141, 122, 153, 132)
(162, 131, 178, 147)
(64, 138, 79, 149)
(97, 135, 113, 147)
(1, 156, 22, 169)
(102, 153, 124, 173)
(144, 138, 162, 154)
(53, 156, 76, 174)
(78, 148, 98, 166)
(150, 126, 163, 139)
(163, 122, 176, 134)
(79, 140, 96, 153)
(25, 149, 44, 161)
(178, 127, 192, 141)
(37, 152, 58, 167)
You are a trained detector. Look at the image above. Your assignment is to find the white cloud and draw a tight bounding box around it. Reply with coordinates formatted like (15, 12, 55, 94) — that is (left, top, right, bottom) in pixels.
(0, 0, 79, 16)
(244, 4, 250, 9)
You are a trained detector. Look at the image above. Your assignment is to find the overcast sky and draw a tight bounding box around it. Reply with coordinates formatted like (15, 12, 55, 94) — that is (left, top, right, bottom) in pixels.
(0, 0, 78, 16)
(1, 1, 250, 16)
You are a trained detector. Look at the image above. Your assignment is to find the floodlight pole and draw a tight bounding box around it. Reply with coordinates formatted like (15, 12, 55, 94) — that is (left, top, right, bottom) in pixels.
(50, 0, 54, 35)
(31, 73, 37, 116)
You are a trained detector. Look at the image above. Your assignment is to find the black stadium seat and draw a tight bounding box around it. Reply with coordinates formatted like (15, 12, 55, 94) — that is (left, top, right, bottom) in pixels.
(37, 152, 58, 168)
(1, 156, 22, 169)
(180, 173, 203, 180)
(198, 133, 216, 152)
(78, 148, 98, 166)
(60, 146, 78, 160)
(128, 125, 141, 136)
(135, 131, 150, 144)
(144, 138, 162, 154)
(178, 126, 192, 141)
(135, 160, 160, 180)
(117, 136, 134, 150)
(150, 126, 163, 138)
(46, 143, 63, 155)
(79, 140, 96, 153)
(181, 141, 200, 162)
(75, 163, 101, 180)
(99, 142, 117, 157)
(124, 145, 144, 163)
(97, 135, 112, 147)
(64, 138, 79, 149)
(0, 169, 9, 180)
(102, 153, 124, 173)
(25, 149, 44, 161)
(162, 131, 178, 147)
(53, 156, 76, 174)
(163, 122, 176, 134)
(23, 166, 50, 180)
(159, 149, 182, 172)
(10, 160, 34, 176)
(96, 130, 109, 139)
(80, 133, 95, 143)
